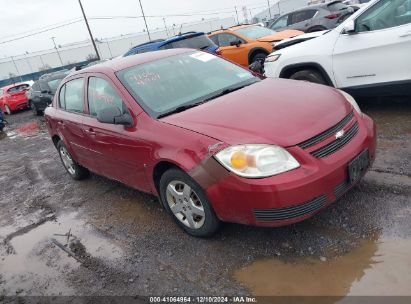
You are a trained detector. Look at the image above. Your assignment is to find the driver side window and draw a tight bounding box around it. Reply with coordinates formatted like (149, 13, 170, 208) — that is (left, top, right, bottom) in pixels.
(355, 0, 411, 32)
(218, 34, 244, 47)
(87, 77, 127, 117)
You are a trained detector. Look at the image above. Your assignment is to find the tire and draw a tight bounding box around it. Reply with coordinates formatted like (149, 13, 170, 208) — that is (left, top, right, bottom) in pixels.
(4, 105, 11, 115)
(30, 101, 42, 116)
(250, 52, 268, 65)
(289, 69, 327, 85)
(57, 140, 89, 180)
(159, 168, 220, 237)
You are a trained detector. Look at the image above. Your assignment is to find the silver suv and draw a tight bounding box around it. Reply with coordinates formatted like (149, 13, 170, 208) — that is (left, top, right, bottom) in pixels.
(269, 1, 354, 32)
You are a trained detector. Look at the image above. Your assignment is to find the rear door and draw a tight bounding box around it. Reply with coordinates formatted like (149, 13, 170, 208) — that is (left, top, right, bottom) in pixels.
(288, 10, 318, 31)
(333, 0, 411, 89)
(82, 74, 148, 190)
(56, 77, 91, 167)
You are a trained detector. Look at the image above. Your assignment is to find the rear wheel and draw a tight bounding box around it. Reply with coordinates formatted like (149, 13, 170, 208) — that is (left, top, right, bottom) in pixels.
(57, 141, 89, 180)
(30, 101, 42, 116)
(159, 168, 220, 237)
(4, 105, 11, 115)
(289, 69, 327, 85)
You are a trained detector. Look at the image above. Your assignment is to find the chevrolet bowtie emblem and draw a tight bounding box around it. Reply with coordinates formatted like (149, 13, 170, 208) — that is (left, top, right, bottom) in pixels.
(335, 130, 345, 139)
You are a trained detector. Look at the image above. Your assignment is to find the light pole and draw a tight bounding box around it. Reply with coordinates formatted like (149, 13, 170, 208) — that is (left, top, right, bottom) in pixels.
(234, 6, 239, 24)
(24, 52, 33, 74)
(78, 0, 100, 60)
(138, 0, 151, 41)
(267, 0, 272, 19)
(10, 56, 23, 82)
(106, 41, 113, 58)
(51, 37, 64, 66)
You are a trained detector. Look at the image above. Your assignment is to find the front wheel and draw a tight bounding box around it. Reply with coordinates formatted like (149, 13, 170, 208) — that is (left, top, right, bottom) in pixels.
(57, 141, 89, 180)
(250, 52, 268, 64)
(159, 168, 220, 237)
(289, 69, 327, 85)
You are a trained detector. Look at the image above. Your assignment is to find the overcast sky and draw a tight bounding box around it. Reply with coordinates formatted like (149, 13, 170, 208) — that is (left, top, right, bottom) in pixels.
(0, 0, 270, 57)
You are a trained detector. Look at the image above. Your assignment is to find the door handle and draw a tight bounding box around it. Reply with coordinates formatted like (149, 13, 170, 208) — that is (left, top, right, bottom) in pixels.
(85, 128, 96, 135)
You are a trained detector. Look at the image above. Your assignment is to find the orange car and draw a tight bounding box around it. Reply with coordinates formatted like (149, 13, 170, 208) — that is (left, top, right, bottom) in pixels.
(209, 24, 303, 67)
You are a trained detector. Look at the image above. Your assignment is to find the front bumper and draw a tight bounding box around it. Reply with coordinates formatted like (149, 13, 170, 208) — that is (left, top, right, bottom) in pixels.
(201, 113, 376, 227)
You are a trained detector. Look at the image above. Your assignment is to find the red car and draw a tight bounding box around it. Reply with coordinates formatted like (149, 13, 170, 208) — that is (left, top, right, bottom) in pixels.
(0, 83, 31, 114)
(44, 49, 376, 237)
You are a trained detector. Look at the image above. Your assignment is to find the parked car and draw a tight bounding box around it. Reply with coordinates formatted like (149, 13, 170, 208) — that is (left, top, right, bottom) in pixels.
(264, 0, 411, 98)
(45, 49, 376, 237)
(0, 109, 6, 132)
(123, 32, 219, 57)
(0, 83, 31, 114)
(208, 25, 303, 67)
(28, 71, 69, 115)
(269, 1, 355, 32)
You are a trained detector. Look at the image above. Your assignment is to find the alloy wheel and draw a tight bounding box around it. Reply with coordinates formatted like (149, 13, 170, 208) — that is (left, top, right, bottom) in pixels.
(166, 180, 205, 229)
(59, 146, 76, 175)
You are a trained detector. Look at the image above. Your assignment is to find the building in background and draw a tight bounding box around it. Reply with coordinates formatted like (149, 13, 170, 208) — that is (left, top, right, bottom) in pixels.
(0, 17, 236, 83)
(252, 0, 309, 24)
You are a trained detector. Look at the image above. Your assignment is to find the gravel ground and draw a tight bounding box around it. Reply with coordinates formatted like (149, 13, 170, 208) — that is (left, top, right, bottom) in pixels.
(0, 98, 410, 300)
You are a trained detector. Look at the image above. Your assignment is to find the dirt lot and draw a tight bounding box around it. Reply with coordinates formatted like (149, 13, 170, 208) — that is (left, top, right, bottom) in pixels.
(0, 98, 410, 302)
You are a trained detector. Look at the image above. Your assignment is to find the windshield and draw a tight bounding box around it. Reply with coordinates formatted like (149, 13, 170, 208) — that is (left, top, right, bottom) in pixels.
(234, 26, 276, 39)
(117, 51, 258, 118)
(170, 34, 216, 50)
(47, 78, 64, 94)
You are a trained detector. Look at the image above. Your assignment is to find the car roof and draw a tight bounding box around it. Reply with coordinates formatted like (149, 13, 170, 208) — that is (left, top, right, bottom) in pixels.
(294, 0, 344, 11)
(69, 48, 193, 76)
(209, 24, 256, 35)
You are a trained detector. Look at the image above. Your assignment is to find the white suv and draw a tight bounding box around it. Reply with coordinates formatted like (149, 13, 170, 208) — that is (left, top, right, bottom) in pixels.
(264, 0, 411, 97)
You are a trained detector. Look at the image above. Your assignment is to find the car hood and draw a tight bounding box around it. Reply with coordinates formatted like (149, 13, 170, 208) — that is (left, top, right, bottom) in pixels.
(161, 78, 352, 147)
(257, 29, 304, 42)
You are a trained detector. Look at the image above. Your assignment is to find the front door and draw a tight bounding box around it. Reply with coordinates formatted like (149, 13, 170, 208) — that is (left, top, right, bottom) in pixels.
(213, 33, 249, 66)
(82, 75, 148, 191)
(333, 0, 411, 89)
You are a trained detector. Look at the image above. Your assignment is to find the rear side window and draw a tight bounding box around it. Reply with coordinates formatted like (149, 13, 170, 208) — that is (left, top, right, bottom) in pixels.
(87, 77, 126, 117)
(7, 84, 29, 94)
(60, 78, 84, 113)
(217, 33, 245, 47)
(289, 10, 317, 24)
(159, 43, 173, 50)
(170, 35, 216, 50)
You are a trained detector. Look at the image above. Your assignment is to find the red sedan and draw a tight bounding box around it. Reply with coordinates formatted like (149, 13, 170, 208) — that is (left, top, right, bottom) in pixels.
(44, 49, 376, 237)
(0, 83, 31, 114)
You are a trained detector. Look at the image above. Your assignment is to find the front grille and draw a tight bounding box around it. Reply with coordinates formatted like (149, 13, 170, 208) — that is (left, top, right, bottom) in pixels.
(253, 195, 327, 222)
(311, 122, 359, 158)
(298, 112, 354, 149)
(334, 181, 351, 198)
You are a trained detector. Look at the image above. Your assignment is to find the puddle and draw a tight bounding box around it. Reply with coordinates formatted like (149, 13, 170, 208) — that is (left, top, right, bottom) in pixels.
(0, 212, 124, 295)
(234, 238, 411, 298)
(2, 121, 41, 140)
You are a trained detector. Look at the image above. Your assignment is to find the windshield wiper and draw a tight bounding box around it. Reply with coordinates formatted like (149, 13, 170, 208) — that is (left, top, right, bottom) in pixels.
(157, 81, 258, 119)
(157, 103, 204, 118)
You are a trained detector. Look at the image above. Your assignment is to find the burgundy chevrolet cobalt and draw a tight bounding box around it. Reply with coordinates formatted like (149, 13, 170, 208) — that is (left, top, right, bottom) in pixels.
(45, 49, 376, 237)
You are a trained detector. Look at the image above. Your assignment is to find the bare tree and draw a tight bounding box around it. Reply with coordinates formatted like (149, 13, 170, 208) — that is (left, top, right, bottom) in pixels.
(39, 64, 52, 72)
(86, 53, 98, 61)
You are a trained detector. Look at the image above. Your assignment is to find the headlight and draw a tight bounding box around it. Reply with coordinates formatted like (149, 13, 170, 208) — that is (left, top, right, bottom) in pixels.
(265, 54, 281, 63)
(214, 144, 300, 178)
(337, 89, 362, 115)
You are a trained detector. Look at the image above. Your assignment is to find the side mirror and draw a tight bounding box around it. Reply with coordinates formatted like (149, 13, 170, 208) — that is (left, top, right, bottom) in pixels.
(343, 20, 356, 34)
(97, 107, 133, 126)
(230, 40, 242, 47)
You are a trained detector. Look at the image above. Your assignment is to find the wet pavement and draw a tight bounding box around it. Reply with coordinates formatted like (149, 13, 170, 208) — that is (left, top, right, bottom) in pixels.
(0, 99, 410, 301)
